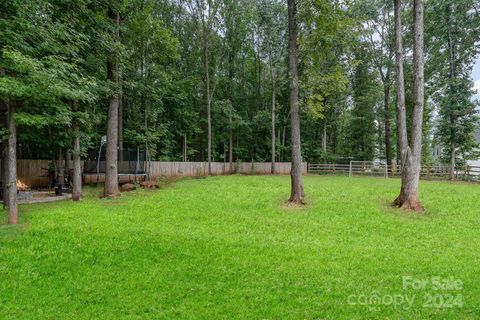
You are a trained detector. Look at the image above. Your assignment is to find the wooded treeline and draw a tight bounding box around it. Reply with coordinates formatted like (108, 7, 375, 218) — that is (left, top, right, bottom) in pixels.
(1, 0, 479, 162)
(1, 0, 479, 213)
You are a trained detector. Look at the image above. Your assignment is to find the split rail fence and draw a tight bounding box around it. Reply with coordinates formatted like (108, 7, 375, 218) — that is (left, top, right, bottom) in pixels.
(308, 161, 480, 182)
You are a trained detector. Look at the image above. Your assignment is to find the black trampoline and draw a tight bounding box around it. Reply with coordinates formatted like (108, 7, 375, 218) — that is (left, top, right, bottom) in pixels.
(83, 137, 151, 183)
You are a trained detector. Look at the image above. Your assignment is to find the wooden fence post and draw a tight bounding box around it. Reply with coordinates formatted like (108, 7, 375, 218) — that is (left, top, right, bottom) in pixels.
(349, 161, 352, 177)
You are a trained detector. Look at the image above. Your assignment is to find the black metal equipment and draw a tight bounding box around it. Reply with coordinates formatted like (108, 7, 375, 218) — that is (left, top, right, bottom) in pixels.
(83, 137, 151, 183)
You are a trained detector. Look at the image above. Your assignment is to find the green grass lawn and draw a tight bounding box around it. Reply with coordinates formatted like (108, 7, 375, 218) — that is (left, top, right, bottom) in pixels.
(1, 175, 479, 319)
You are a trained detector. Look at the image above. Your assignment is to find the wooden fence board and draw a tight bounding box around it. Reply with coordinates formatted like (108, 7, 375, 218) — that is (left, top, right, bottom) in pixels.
(6, 160, 307, 187)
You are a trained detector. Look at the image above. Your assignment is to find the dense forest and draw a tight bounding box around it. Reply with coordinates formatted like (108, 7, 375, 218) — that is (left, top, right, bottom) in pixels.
(1, 0, 479, 164)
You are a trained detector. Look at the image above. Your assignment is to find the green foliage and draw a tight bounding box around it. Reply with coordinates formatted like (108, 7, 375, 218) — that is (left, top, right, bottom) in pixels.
(301, 0, 355, 121)
(0, 0, 101, 158)
(427, 0, 480, 164)
(349, 47, 382, 160)
(0, 0, 478, 165)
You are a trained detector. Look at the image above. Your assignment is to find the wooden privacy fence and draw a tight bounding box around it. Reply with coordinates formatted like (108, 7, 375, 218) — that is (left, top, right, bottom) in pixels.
(1, 160, 84, 188)
(7, 160, 307, 188)
(308, 161, 480, 182)
(9, 160, 55, 188)
(86, 162, 307, 184)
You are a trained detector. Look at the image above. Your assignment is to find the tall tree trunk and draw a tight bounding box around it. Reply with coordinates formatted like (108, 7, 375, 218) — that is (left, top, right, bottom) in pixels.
(270, 66, 276, 174)
(118, 94, 123, 161)
(322, 119, 327, 154)
(228, 52, 234, 174)
(104, 9, 120, 197)
(6, 100, 18, 224)
(72, 118, 82, 201)
(384, 72, 392, 168)
(203, 23, 212, 175)
(183, 133, 187, 162)
(2, 144, 7, 206)
(57, 148, 64, 196)
(252, 44, 262, 162)
(450, 142, 456, 180)
(281, 113, 289, 162)
(229, 112, 233, 173)
(394, 0, 424, 211)
(0, 71, 7, 206)
(287, 0, 304, 204)
(0, 102, 7, 206)
(394, 0, 409, 205)
(446, 5, 456, 181)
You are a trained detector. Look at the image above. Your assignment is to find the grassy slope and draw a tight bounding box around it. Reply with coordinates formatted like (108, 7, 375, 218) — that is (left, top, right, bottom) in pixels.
(0, 175, 479, 319)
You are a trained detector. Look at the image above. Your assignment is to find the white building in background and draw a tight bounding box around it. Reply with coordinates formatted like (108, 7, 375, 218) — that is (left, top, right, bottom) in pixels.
(467, 131, 480, 167)
(432, 131, 480, 167)
(432, 144, 443, 161)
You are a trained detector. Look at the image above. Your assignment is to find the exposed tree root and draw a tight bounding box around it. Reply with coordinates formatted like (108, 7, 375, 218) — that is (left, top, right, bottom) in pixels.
(100, 192, 121, 199)
(287, 196, 305, 206)
(288, 187, 305, 206)
(392, 192, 424, 212)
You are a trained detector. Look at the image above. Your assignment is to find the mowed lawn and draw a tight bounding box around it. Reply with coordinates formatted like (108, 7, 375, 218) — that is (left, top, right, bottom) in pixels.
(1, 175, 479, 319)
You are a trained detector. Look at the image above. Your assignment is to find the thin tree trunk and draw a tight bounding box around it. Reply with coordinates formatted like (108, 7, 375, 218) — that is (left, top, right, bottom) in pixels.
(57, 148, 64, 196)
(322, 119, 327, 154)
(72, 118, 82, 201)
(203, 22, 212, 175)
(229, 113, 233, 173)
(450, 142, 456, 180)
(394, 0, 409, 205)
(384, 72, 392, 168)
(2, 144, 7, 206)
(332, 110, 338, 155)
(277, 128, 281, 147)
(6, 100, 18, 224)
(396, 137, 400, 170)
(228, 53, 234, 174)
(118, 94, 123, 161)
(46, 126, 56, 188)
(0, 70, 7, 207)
(183, 133, 187, 162)
(446, 5, 456, 181)
(104, 9, 120, 197)
(394, 0, 424, 211)
(270, 66, 276, 174)
(281, 114, 289, 162)
(252, 43, 262, 162)
(207, 87, 212, 175)
(288, 0, 304, 204)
